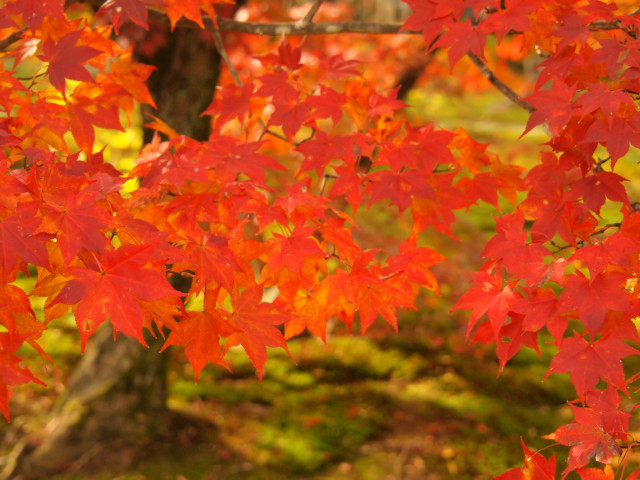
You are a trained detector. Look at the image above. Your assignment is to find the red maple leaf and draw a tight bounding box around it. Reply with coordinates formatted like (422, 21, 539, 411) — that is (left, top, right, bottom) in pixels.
(369, 169, 434, 213)
(575, 466, 615, 480)
(97, 0, 150, 33)
(544, 334, 639, 396)
(276, 40, 302, 71)
(163, 309, 236, 380)
(164, 0, 206, 29)
(223, 284, 291, 379)
(453, 268, 518, 337)
(295, 130, 352, 177)
(383, 238, 445, 291)
(455, 172, 504, 209)
(356, 274, 414, 334)
(39, 30, 100, 95)
(435, 21, 486, 69)
(320, 250, 414, 333)
(255, 70, 297, 103)
(0, 283, 48, 421)
(316, 217, 362, 265)
(583, 115, 640, 165)
(69, 94, 123, 153)
(569, 235, 635, 279)
(409, 123, 456, 171)
(401, 1, 453, 49)
(554, 13, 591, 50)
(268, 97, 311, 139)
(6, 0, 65, 31)
(573, 171, 629, 215)
(38, 190, 110, 264)
(560, 271, 630, 334)
(203, 135, 286, 184)
(583, 387, 631, 440)
(494, 438, 556, 480)
(286, 282, 331, 340)
(162, 287, 238, 380)
(411, 174, 467, 239)
(0, 203, 50, 281)
(305, 86, 345, 125)
(523, 78, 577, 136)
(268, 179, 331, 227)
(320, 54, 361, 80)
(51, 243, 180, 349)
(511, 287, 561, 333)
(0, 348, 45, 421)
(492, 314, 540, 372)
(544, 421, 622, 474)
(535, 46, 585, 89)
(263, 226, 325, 278)
(576, 83, 635, 125)
(108, 51, 156, 107)
(180, 231, 241, 293)
(202, 83, 256, 128)
(480, 0, 539, 41)
(481, 210, 548, 277)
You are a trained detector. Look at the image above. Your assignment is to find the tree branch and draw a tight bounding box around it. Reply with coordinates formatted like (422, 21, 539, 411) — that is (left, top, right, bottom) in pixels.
(466, 52, 534, 113)
(77, 0, 640, 37)
(298, 0, 324, 26)
(215, 17, 405, 35)
(209, 15, 242, 87)
(0, 30, 23, 52)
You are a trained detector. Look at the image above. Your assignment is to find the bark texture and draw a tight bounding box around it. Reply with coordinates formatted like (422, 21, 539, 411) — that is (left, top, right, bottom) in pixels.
(141, 26, 221, 143)
(1, 327, 167, 479)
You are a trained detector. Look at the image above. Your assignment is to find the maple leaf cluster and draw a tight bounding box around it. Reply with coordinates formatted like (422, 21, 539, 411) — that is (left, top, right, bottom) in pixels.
(404, 0, 640, 477)
(0, 0, 515, 426)
(3, 0, 640, 478)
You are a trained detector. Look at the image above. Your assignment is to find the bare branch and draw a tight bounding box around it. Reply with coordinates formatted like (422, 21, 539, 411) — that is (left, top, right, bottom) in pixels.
(0, 30, 23, 52)
(466, 52, 534, 113)
(215, 17, 405, 35)
(152, 9, 640, 37)
(209, 15, 243, 87)
(298, 0, 324, 26)
(264, 128, 289, 143)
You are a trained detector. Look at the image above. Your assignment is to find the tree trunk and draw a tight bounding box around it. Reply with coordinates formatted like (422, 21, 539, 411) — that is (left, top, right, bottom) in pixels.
(1, 26, 220, 480)
(141, 26, 221, 143)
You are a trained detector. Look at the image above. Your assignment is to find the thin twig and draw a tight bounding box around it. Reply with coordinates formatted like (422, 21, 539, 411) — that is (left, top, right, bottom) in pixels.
(298, 0, 324, 26)
(0, 30, 23, 52)
(466, 52, 534, 113)
(264, 128, 289, 143)
(209, 14, 242, 87)
(319, 173, 337, 196)
(208, 14, 276, 139)
(264, 127, 316, 146)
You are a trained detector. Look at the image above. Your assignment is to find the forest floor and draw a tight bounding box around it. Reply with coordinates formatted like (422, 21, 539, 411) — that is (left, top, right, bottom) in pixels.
(2, 306, 597, 480)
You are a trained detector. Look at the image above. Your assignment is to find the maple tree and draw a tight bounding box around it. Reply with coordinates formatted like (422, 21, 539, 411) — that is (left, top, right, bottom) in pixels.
(2, 0, 640, 477)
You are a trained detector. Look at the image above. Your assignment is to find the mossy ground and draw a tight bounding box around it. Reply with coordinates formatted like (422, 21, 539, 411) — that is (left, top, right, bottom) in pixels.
(2, 308, 592, 480)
